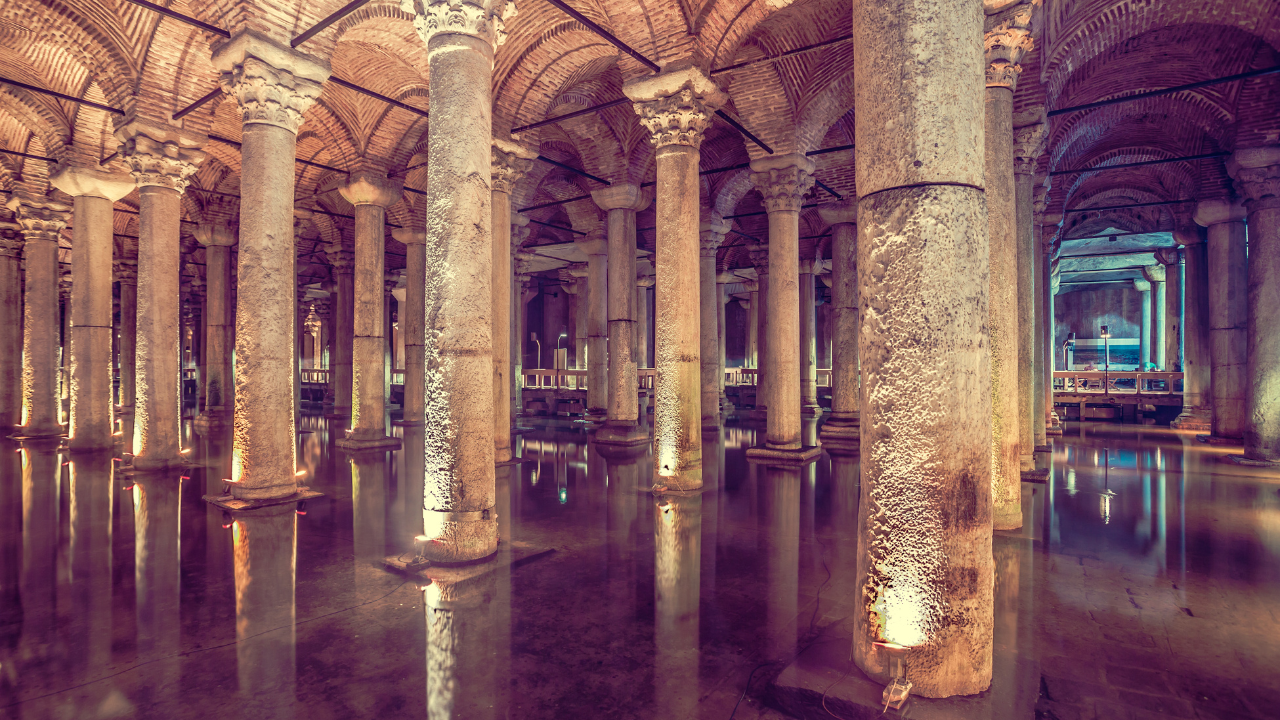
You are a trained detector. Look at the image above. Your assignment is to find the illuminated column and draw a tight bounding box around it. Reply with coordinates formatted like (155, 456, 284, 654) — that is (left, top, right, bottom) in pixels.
(327, 244, 355, 419)
(1143, 265, 1167, 370)
(392, 229, 426, 425)
(1194, 199, 1247, 440)
(491, 140, 535, 460)
(593, 184, 648, 445)
(818, 201, 858, 451)
(699, 210, 728, 432)
(1229, 148, 1280, 463)
(653, 491, 701, 718)
(212, 31, 328, 496)
(749, 246, 769, 415)
(116, 259, 139, 416)
(50, 166, 135, 450)
(576, 233, 609, 422)
(625, 67, 727, 489)
(8, 196, 70, 437)
(404, 0, 508, 561)
(0, 223, 20, 430)
(799, 257, 819, 417)
(1014, 124, 1046, 458)
(336, 172, 402, 450)
(852, 0, 993, 697)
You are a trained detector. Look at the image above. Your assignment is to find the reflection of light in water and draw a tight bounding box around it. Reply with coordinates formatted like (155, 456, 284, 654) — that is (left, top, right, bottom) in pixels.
(1100, 490, 1115, 524)
(558, 487, 567, 504)
(1066, 468, 1077, 496)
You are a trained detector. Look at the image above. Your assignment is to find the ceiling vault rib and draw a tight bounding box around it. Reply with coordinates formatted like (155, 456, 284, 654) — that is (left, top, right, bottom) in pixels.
(292, 0, 376, 48)
(541, 0, 661, 72)
(121, 0, 231, 38)
(1048, 64, 1280, 118)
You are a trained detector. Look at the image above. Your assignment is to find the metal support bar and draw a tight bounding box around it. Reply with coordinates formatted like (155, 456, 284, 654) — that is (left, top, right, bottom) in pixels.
(814, 179, 843, 200)
(1051, 151, 1229, 176)
(542, 0, 660, 72)
(536, 155, 610, 185)
(122, 0, 231, 38)
(511, 98, 629, 134)
(714, 110, 773, 154)
(330, 76, 428, 118)
(1063, 199, 1193, 214)
(1048, 65, 1280, 118)
(519, 194, 592, 213)
(528, 218, 586, 235)
(807, 143, 854, 157)
(711, 35, 853, 75)
(172, 88, 223, 120)
(0, 147, 53, 163)
(0, 76, 124, 115)
(390, 159, 430, 177)
(291, 0, 375, 47)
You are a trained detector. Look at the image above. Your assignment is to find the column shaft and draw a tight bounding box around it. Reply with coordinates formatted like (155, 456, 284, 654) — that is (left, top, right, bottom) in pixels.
(585, 246, 608, 419)
(1232, 155, 1280, 462)
(133, 185, 184, 466)
(766, 209, 799, 449)
(753, 261, 769, 413)
(799, 267, 818, 415)
(635, 280, 650, 369)
(828, 222, 858, 421)
(19, 222, 63, 435)
(699, 248, 719, 430)
(604, 207, 639, 432)
(68, 194, 116, 450)
(200, 242, 233, 421)
(342, 198, 396, 447)
(1015, 170, 1036, 462)
(1206, 221, 1247, 438)
(333, 263, 355, 417)
(716, 280, 728, 411)
(0, 233, 20, 429)
(1032, 244, 1046, 445)
(1153, 279, 1167, 370)
(398, 231, 426, 424)
(120, 279, 138, 412)
(1175, 240, 1212, 429)
(491, 190, 514, 460)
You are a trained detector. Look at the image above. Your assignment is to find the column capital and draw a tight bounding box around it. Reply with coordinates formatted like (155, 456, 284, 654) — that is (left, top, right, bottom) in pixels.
(0, 222, 22, 258)
(116, 123, 206, 193)
(817, 199, 857, 227)
(114, 259, 138, 285)
(748, 244, 769, 274)
(1193, 197, 1247, 227)
(984, 3, 1038, 91)
(750, 154, 816, 213)
(194, 221, 237, 247)
(338, 171, 403, 207)
(385, 270, 403, 294)
(591, 183, 651, 211)
(401, 0, 516, 50)
(637, 275, 655, 289)
(59, 270, 73, 299)
(624, 67, 727, 150)
(326, 245, 355, 270)
(313, 298, 331, 318)
(715, 271, 737, 285)
(700, 208, 729, 255)
(491, 138, 536, 195)
(49, 165, 134, 201)
(1141, 264, 1165, 283)
(1013, 122, 1047, 175)
(513, 251, 538, 275)
(575, 233, 607, 257)
(1154, 247, 1180, 266)
(512, 213, 532, 248)
(1227, 146, 1280, 212)
(5, 195, 69, 243)
(212, 31, 330, 134)
(1133, 278, 1151, 293)
(392, 227, 428, 245)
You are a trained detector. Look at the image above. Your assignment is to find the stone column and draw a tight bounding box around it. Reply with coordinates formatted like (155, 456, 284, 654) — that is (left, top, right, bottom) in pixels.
(1173, 226, 1212, 431)
(1143, 265, 1167, 370)
(50, 167, 135, 451)
(749, 246, 770, 415)
(1195, 199, 1248, 440)
(636, 276, 653, 369)
(744, 285, 759, 370)
(716, 272, 733, 412)
(326, 245, 355, 418)
(984, 12, 1034, 528)
(403, 0, 508, 561)
(1229, 147, 1280, 463)
(748, 154, 816, 462)
(1044, 234, 1062, 434)
(490, 141, 535, 460)
(852, 0, 993, 697)
(59, 273, 71, 421)
(593, 184, 649, 445)
(1031, 236, 1047, 445)
(392, 229, 426, 425)
(195, 222, 235, 430)
(576, 234, 609, 422)
(8, 196, 70, 437)
(1013, 124, 1045, 461)
(1135, 278, 1153, 372)
(117, 123, 205, 468)
(818, 201, 858, 451)
(0, 222, 22, 429)
(212, 31, 328, 497)
(798, 257, 819, 417)
(698, 210, 728, 432)
(335, 172, 402, 450)
(625, 67, 727, 489)
(116, 259, 139, 415)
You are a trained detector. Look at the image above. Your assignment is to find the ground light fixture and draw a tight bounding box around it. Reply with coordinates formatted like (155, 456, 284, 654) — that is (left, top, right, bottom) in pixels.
(874, 641, 913, 712)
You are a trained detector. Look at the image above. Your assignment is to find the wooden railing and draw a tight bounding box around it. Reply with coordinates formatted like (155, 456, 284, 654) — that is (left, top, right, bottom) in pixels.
(301, 368, 330, 384)
(724, 368, 832, 387)
(521, 368, 658, 390)
(1053, 370, 1182, 395)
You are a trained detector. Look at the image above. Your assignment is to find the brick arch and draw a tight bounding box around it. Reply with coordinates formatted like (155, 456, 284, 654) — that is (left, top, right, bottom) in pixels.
(2, 0, 138, 110)
(494, 22, 620, 134)
(1049, 96, 1232, 170)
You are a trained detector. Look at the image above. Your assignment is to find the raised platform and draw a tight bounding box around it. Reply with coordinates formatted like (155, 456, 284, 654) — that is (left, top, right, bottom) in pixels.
(335, 434, 402, 451)
(746, 444, 822, 466)
(203, 486, 325, 513)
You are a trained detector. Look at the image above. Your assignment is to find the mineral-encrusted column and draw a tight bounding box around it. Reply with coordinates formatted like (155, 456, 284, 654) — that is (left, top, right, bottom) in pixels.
(116, 259, 139, 415)
(1143, 265, 1167, 370)
(817, 201, 858, 450)
(1194, 199, 1248, 440)
(852, 0, 993, 697)
(392, 229, 426, 425)
(749, 246, 770, 415)
(195, 223, 235, 429)
(1229, 147, 1280, 463)
(0, 223, 22, 429)
(625, 67, 727, 489)
(749, 154, 816, 459)
(1135, 278, 1152, 371)
(403, 0, 508, 560)
(577, 234, 609, 422)
(59, 274, 72, 421)
(212, 31, 328, 496)
(1173, 227, 1212, 431)
(1014, 124, 1045, 460)
(699, 210, 728, 432)
(336, 172, 402, 450)
(491, 140, 534, 460)
(799, 258, 820, 417)
(593, 184, 648, 445)
(327, 245, 355, 418)
(50, 166, 134, 450)
(118, 124, 205, 468)
(8, 197, 70, 437)
(984, 10, 1034, 527)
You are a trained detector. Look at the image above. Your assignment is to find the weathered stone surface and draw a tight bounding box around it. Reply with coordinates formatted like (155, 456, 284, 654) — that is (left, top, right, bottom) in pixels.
(1196, 200, 1248, 440)
(818, 202, 859, 436)
(594, 184, 648, 444)
(8, 197, 70, 438)
(699, 209, 728, 432)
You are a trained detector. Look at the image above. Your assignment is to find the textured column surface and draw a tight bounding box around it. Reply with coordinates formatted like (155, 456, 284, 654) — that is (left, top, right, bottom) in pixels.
(635, 276, 652, 370)
(577, 234, 609, 422)
(118, 124, 205, 468)
(1195, 200, 1248, 440)
(1144, 265, 1168, 370)
(393, 229, 427, 425)
(328, 247, 355, 418)
(491, 140, 535, 460)
(1013, 125, 1044, 460)
(699, 210, 728, 431)
(195, 224, 235, 428)
(337, 173, 402, 450)
(1031, 238, 1046, 446)
(1229, 148, 1280, 462)
(51, 167, 135, 451)
(1136, 278, 1152, 372)
(405, 0, 506, 561)
(799, 259, 819, 416)
(1173, 231, 1212, 431)
(213, 32, 328, 496)
(9, 197, 70, 437)
(750, 246, 770, 414)
(0, 224, 22, 429)
(716, 273, 732, 412)
(852, 0, 994, 697)
(818, 202, 859, 449)
(625, 67, 726, 489)
(594, 184, 648, 444)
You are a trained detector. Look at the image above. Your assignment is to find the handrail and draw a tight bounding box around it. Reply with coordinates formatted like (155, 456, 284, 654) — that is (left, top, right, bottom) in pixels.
(1053, 370, 1183, 395)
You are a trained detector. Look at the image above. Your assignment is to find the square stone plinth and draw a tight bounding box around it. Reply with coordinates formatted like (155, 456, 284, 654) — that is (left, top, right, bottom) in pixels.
(203, 486, 325, 512)
(336, 435, 402, 451)
(746, 444, 822, 466)
(383, 540, 554, 580)
(593, 424, 650, 448)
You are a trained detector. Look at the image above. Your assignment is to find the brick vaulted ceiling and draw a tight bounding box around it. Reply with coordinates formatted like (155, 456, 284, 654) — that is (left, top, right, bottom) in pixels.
(0, 0, 1277, 284)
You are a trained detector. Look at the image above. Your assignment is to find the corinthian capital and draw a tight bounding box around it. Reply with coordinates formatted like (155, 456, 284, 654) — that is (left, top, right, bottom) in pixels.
(1013, 122, 1047, 175)
(5, 195, 69, 243)
(491, 138, 536, 195)
(1227, 146, 1280, 212)
(211, 31, 330, 134)
(984, 1, 1038, 91)
(624, 67, 728, 150)
(700, 209, 729, 255)
(401, 0, 516, 49)
(750, 154, 816, 213)
(117, 129, 206, 193)
(0, 222, 22, 258)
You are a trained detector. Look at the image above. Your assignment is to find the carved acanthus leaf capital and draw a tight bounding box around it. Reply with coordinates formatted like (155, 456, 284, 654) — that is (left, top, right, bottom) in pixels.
(984, 3, 1038, 90)
(5, 196, 69, 243)
(217, 49, 327, 134)
(492, 139, 536, 195)
(1013, 123, 1047, 174)
(700, 209, 729, 254)
(1230, 163, 1280, 212)
(624, 68, 727, 150)
(748, 245, 770, 273)
(401, 0, 516, 49)
(750, 154, 816, 213)
(0, 222, 23, 258)
(119, 134, 205, 193)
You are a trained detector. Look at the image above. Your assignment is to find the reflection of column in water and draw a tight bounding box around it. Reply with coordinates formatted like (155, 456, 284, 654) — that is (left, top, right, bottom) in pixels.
(203, 425, 235, 575)
(830, 455, 860, 592)
(605, 448, 643, 627)
(18, 440, 60, 659)
(654, 491, 701, 719)
(350, 451, 388, 583)
(700, 436, 720, 599)
(133, 471, 182, 706)
(992, 535, 1020, 717)
(761, 466, 799, 660)
(0, 441, 22, 667)
(493, 464, 515, 716)
(68, 451, 114, 683)
(425, 567, 502, 720)
(401, 427, 426, 546)
(233, 505, 297, 717)
(1156, 467, 1167, 575)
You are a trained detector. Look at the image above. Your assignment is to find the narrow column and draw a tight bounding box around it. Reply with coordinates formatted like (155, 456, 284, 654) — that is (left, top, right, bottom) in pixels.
(1173, 228, 1212, 431)
(1031, 235, 1047, 445)
(326, 245, 355, 418)
(744, 286, 758, 370)
(798, 258, 819, 417)
(116, 259, 139, 416)
(1135, 278, 1153, 373)
(1229, 147, 1280, 463)
(716, 272, 732, 413)
(852, 0, 993, 697)
(59, 275, 72, 421)
(404, 0, 507, 561)
(699, 210, 728, 432)
(1194, 199, 1248, 440)
(594, 184, 649, 445)
(50, 167, 135, 450)
(1043, 234, 1063, 434)
(636, 276, 653, 369)
(336, 172, 402, 450)
(211, 32, 328, 497)
(1143, 265, 1167, 370)
(8, 197, 70, 437)
(1013, 124, 1045, 461)
(747, 154, 816, 462)
(295, 288, 308, 420)
(195, 223, 235, 430)
(118, 124, 206, 468)
(392, 229, 427, 425)
(749, 246, 770, 417)
(0, 223, 22, 429)
(817, 202, 858, 451)
(576, 234, 609, 422)
(624, 67, 727, 489)
(491, 140, 535, 460)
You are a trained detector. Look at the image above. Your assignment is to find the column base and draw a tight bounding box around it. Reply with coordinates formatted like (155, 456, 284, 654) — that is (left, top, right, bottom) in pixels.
(9, 425, 65, 440)
(801, 403, 822, 417)
(383, 539, 552, 582)
(1229, 455, 1280, 467)
(336, 434, 402, 451)
(1171, 408, 1212, 432)
(194, 412, 232, 432)
(418, 507, 498, 563)
(1196, 434, 1243, 446)
(746, 444, 822, 466)
(392, 418, 424, 427)
(585, 409, 608, 424)
(1034, 445, 1052, 453)
(1019, 454, 1034, 471)
(129, 455, 187, 471)
(1020, 468, 1049, 483)
(818, 421, 859, 455)
(594, 423, 650, 447)
(701, 418, 721, 433)
(203, 486, 324, 512)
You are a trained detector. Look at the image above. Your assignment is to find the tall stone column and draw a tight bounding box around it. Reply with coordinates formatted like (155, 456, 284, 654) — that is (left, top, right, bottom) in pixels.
(1043, 232, 1063, 434)
(625, 68, 726, 489)
(699, 210, 728, 432)
(403, 0, 507, 561)
(984, 11, 1033, 528)
(1228, 147, 1280, 463)
(0, 222, 22, 430)
(1172, 226, 1212, 431)
(749, 246, 770, 416)
(1013, 123, 1045, 461)
(392, 229, 426, 425)
(798, 258, 819, 417)
(576, 234, 609, 422)
(50, 166, 135, 451)
(818, 201, 858, 451)
(1135, 278, 1152, 371)
(852, 0, 993, 697)
(8, 196, 70, 437)
(593, 184, 648, 445)
(1143, 265, 1167, 370)
(335, 172, 402, 450)
(326, 245, 355, 418)
(117, 123, 205, 468)
(744, 285, 758, 370)
(716, 272, 732, 412)
(195, 223, 235, 430)
(59, 273, 72, 421)
(212, 31, 328, 497)
(1032, 195, 1053, 445)
(747, 154, 816, 462)
(1195, 199, 1248, 440)
(491, 140, 534, 460)
(116, 259, 139, 415)
(636, 276, 653, 369)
